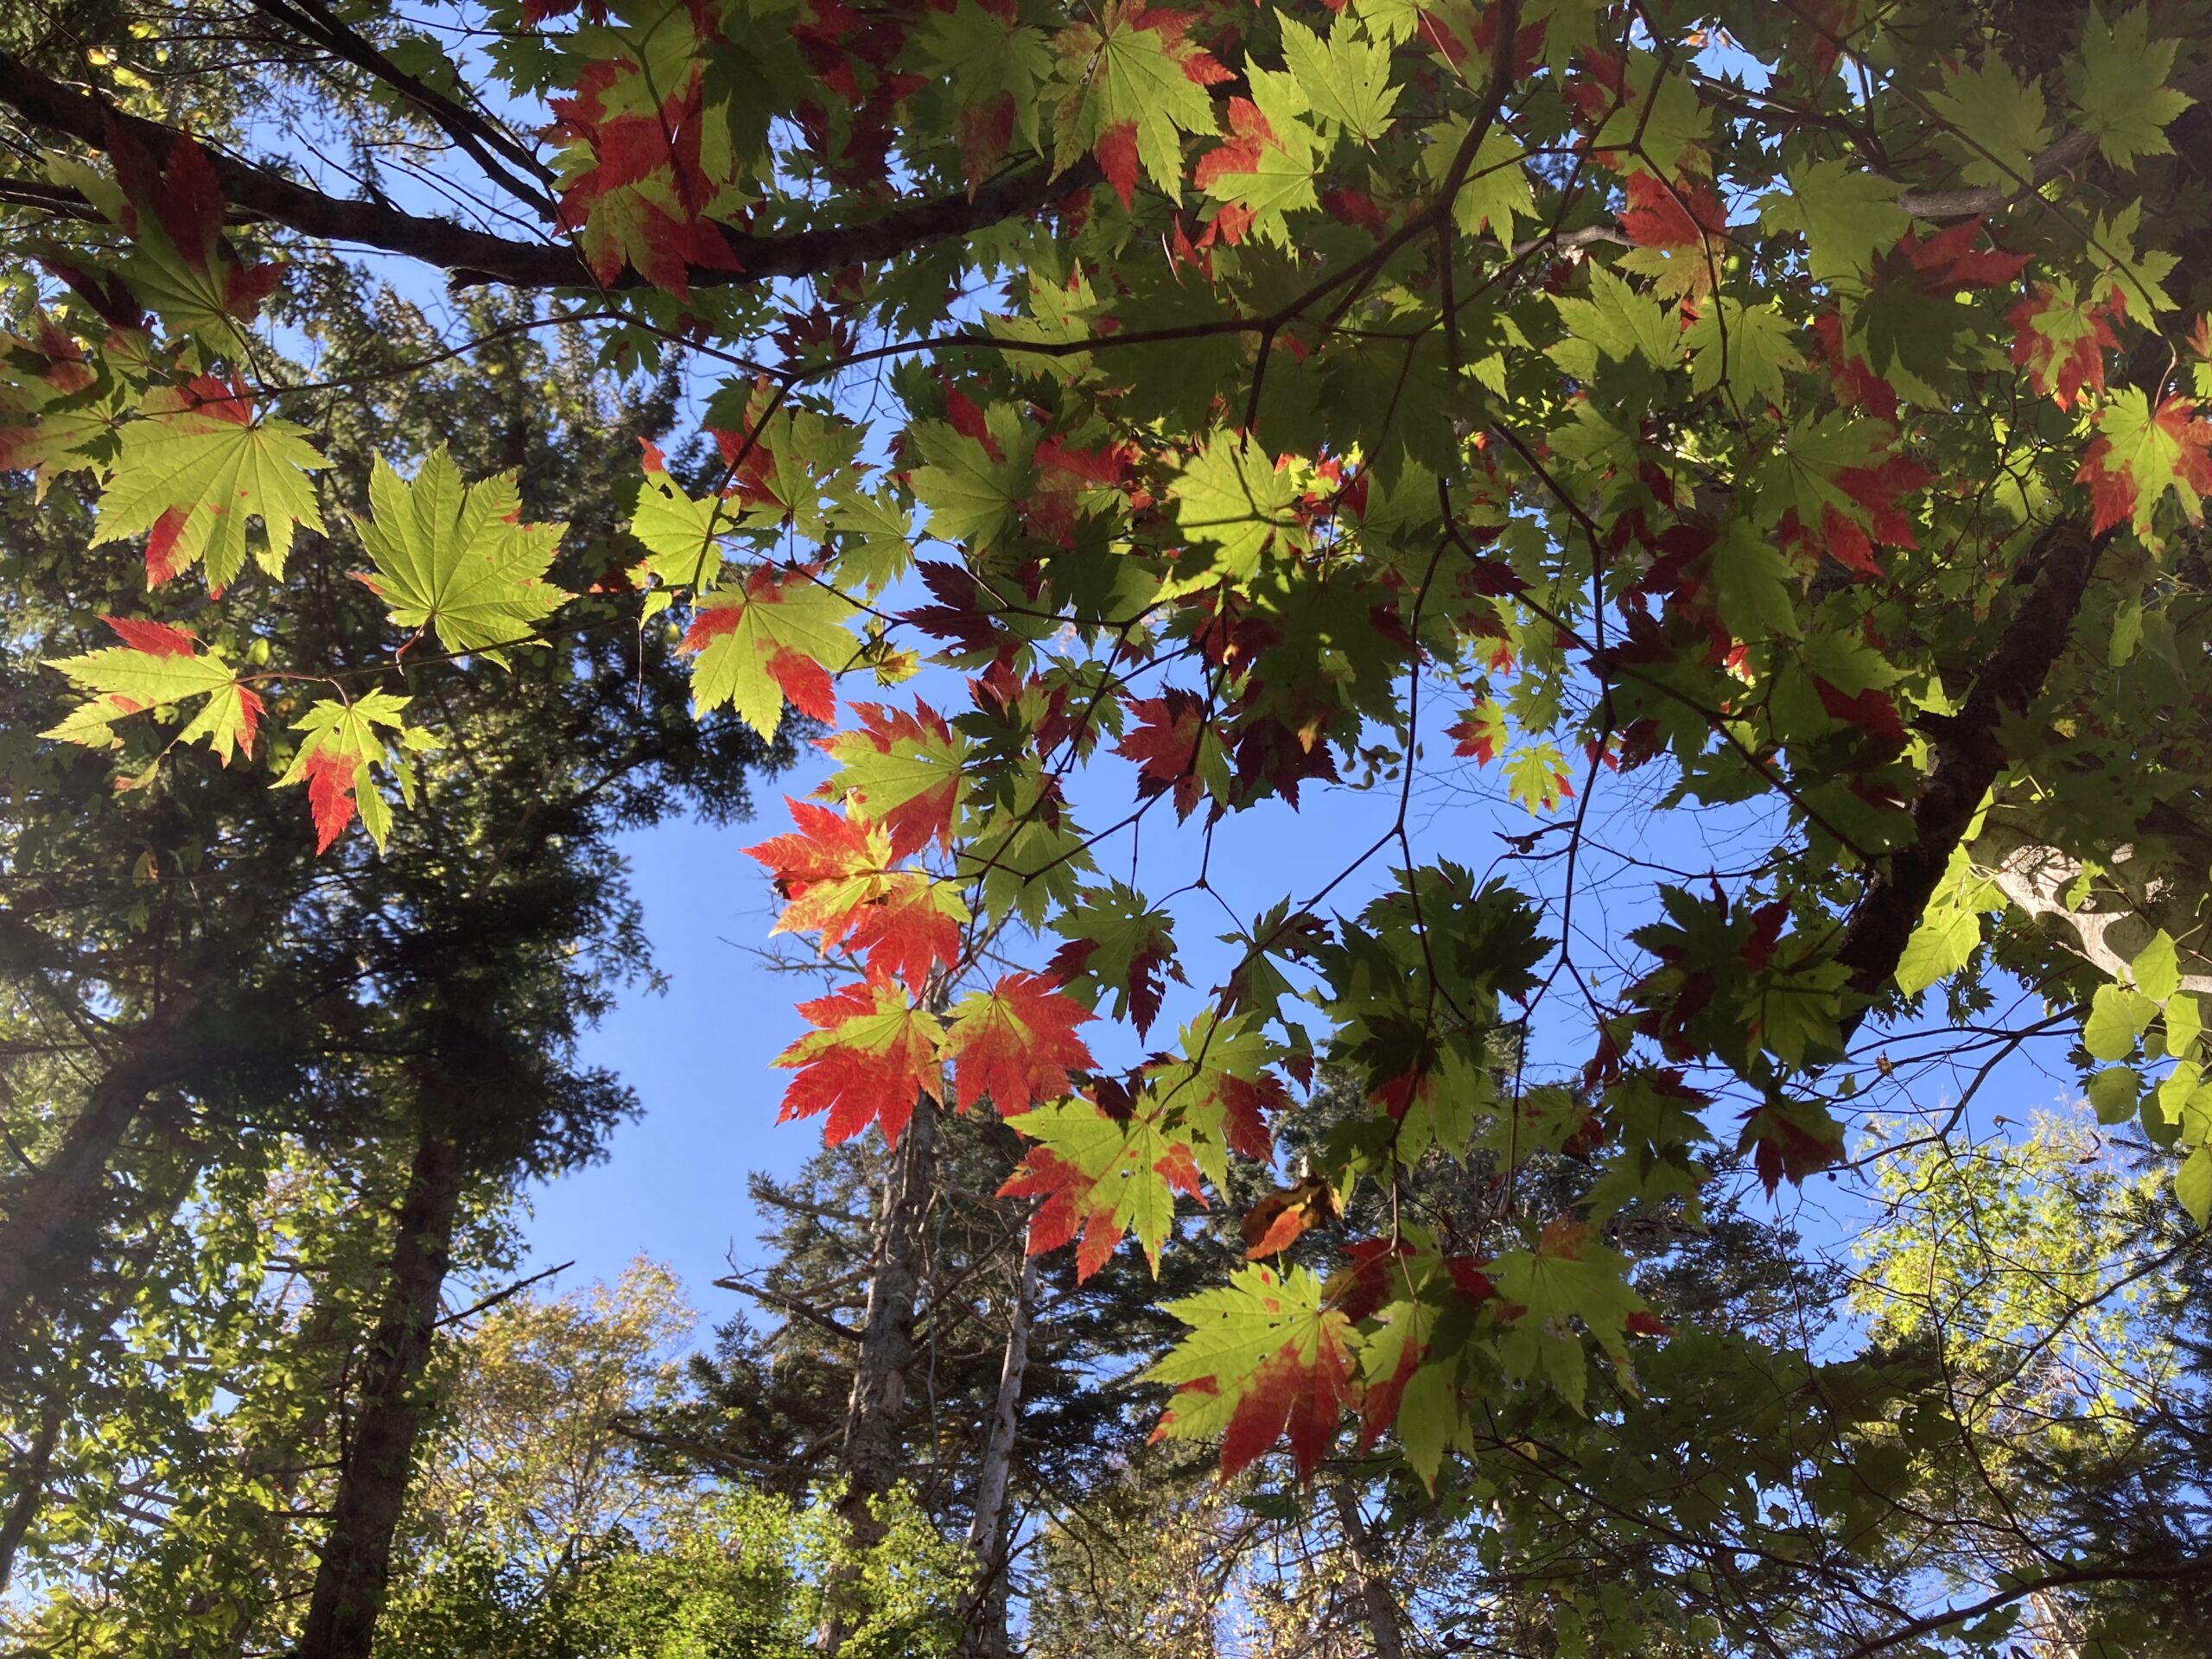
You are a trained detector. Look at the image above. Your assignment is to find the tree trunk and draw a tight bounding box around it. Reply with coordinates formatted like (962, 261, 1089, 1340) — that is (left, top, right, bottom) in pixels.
(0, 1399, 62, 1595)
(959, 1249, 1039, 1659)
(821, 1092, 939, 1653)
(0, 996, 196, 1332)
(294, 1121, 461, 1659)
(1330, 1480, 1407, 1659)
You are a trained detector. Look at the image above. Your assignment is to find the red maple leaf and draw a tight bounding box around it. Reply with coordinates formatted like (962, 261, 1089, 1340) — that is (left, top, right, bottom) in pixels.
(1096, 121, 1141, 211)
(817, 700, 963, 856)
(2009, 283, 2125, 410)
(101, 615, 198, 657)
(300, 747, 360, 854)
(775, 980, 944, 1147)
(943, 972, 1098, 1115)
(1117, 688, 1212, 819)
(1215, 1329, 1357, 1480)
(1618, 172, 1725, 249)
(1813, 677, 1907, 747)
(1895, 218, 2030, 292)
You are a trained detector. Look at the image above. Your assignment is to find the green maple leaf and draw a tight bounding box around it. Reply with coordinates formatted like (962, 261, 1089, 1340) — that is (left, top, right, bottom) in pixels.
(1277, 15, 1399, 145)
(824, 486, 915, 595)
(1709, 519, 1801, 642)
(909, 406, 1037, 550)
(1927, 56, 2051, 193)
(2069, 3, 2192, 170)
(1051, 0, 1220, 204)
(1551, 261, 1679, 371)
(92, 385, 327, 588)
(1758, 162, 1907, 284)
(1195, 69, 1318, 246)
(918, 0, 1052, 151)
(1437, 125, 1535, 249)
(43, 618, 264, 766)
(631, 464, 736, 590)
(1748, 412, 1885, 532)
(1145, 1262, 1356, 1466)
(1167, 432, 1309, 588)
(355, 447, 569, 662)
(682, 567, 862, 740)
(1012, 1096, 1186, 1272)
(276, 690, 428, 853)
(1504, 741, 1572, 813)
(1685, 297, 1802, 410)
(958, 768, 1094, 929)
(1492, 1226, 1647, 1414)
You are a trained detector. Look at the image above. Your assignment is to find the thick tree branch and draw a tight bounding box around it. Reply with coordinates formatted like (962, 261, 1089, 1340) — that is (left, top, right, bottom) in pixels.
(0, 45, 1084, 290)
(1836, 518, 2107, 995)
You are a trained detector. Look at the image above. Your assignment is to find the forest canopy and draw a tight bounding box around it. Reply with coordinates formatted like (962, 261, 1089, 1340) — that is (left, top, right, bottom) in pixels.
(3, 0, 2212, 1654)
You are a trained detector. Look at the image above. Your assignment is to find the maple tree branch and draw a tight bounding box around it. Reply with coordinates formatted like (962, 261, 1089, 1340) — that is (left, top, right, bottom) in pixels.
(1894, 128, 2100, 220)
(241, 0, 556, 209)
(1835, 516, 2108, 997)
(0, 45, 1091, 290)
(1834, 1552, 2212, 1659)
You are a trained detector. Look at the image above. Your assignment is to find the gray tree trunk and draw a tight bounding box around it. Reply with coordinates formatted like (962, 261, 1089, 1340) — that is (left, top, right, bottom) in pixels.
(0, 995, 197, 1332)
(821, 1090, 940, 1654)
(959, 1249, 1039, 1659)
(294, 1121, 461, 1659)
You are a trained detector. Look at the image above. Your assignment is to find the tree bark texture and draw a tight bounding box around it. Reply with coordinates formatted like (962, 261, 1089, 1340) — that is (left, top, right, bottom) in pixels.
(821, 1092, 940, 1654)
(959, 1249, 1039, 1659)
(0, 1399, 62, 1595)
(1837, 518, 2107, 996)
(1330, 1480, 1408, 1659)
(293, 1121, 461, 1659)
(0, 995, 197, 1333)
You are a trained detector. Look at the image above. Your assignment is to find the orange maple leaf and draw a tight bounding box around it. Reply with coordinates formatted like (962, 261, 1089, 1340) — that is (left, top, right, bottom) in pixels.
(942, 972, 1097, 1114)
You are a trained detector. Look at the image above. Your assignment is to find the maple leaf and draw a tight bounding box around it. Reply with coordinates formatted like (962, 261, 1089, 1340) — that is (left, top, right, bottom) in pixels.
(274, 690, 423, 852)
(2075, 389, 2212, 535)
(1192, 75, 1317, 248)
(1503, 741, 1573, 813)
(1446, 698, 1508, 764)
(353, 447, 569, 661)
(43, 614, 264, 765)
(942, 971, 1097, 1113)
(816, 700, 967, 855)
(2069, 2, 2193, 170)
(550, 54, 741, 296)
(1891, 219, 2031, 292)
(1147, 1263, 1357, 1479)
(917, 0, 1052, 194)
(1048, 881, 1182, 1037)
(1618, 172, 1724, 250)
(680, 565, 862, 739)
(1168, 433, 1311, 587)
(92, 378, 327, 589)
(1001, 1094, 1203, 1277)
(1491, 1220, 1652, 1413)
(744, 797, 967, 995)
(1116, 687, 1226, 820)
(775, 980, 946, 1147)
(47, 129, 286, 357)
(1050, 0, 1228, 209)
(1736, 1096, 1847, 1198)
(1241, 1176, 1339, 1260)
(2009, 282, 2125, 410)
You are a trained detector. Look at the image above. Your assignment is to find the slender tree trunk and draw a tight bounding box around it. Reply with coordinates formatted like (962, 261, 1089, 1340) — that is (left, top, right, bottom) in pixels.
(822, 1092, 939, 1653)
(294, 1120, 461, 1659)
(1330, 1480, 1407, 1659)
(959, 1249, 1039, 1659)
(0, 996, 197, 1332)
(0, 1399, 62, 1595)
